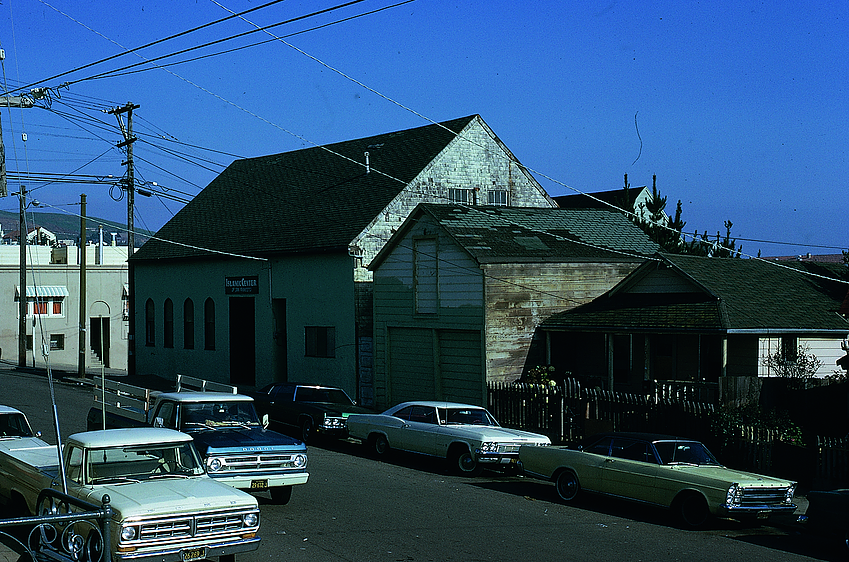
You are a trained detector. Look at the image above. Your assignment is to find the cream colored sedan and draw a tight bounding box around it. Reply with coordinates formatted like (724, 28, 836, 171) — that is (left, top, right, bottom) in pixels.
(519, 432, 797, 528)
(347, 401, 551, 476)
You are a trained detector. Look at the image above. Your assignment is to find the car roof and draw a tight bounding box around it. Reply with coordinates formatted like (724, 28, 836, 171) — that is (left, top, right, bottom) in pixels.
(69, 427, 193, 448)
(0, 405, 24, 415)
(389, 401, 486, 410)
(157, 392, 254, 403)
(587, 431, 698, 443)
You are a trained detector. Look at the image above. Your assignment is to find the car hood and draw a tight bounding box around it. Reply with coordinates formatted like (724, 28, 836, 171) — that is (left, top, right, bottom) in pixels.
(303, 403, 373, 417)
(668, 464, 794, 487)
(77, 476, 257, 519)
(189, 427, 305, 455)
(443, 425, 551, 444)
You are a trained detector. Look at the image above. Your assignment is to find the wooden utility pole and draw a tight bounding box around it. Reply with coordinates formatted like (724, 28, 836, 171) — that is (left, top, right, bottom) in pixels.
(18, 186, 26, 367)
(78, 194, 87, 379)
(109, 102, 139, 375)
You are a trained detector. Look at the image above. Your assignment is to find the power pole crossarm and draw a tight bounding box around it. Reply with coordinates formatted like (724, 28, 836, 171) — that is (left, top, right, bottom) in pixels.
(0, 95, 36, 199)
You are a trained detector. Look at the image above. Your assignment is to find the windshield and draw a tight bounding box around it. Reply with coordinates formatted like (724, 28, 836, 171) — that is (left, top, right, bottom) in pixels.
(439, 408, 499, 426)
(0, 413, 34, 438)
(87, 442, 204, 484)
(653, 440, 721, 466)
(181, 402, 261, 428)
(295, 387, 354, 405)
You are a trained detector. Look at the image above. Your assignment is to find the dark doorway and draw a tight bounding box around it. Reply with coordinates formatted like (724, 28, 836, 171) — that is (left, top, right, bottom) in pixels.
(90, 317, 111, 368)
(272, 299, 287, 382)
(229, 297, 256, 387)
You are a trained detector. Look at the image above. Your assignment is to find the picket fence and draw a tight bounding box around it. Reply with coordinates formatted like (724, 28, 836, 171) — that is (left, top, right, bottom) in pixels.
(487, 379, 849, 487)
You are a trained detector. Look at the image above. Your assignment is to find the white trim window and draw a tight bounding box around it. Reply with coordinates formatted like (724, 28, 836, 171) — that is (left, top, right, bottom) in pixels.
(15, 286, 68, 318)
(488, 190, 509, 206)
(447, 188, 471, 204)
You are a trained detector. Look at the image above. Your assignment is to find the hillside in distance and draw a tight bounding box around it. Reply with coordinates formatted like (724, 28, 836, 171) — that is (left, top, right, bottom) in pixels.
(0, 209, 152, 245)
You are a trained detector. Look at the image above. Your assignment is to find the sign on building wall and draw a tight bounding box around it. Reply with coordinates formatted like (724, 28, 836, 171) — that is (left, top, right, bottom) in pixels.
(225, 276, 259, 295)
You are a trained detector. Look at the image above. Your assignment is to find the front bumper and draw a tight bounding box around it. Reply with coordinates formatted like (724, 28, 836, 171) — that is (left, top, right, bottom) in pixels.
(475, 453, 520, 465)
(718, 503, 797, 519)
(117, 535, 260, 561)
(210, 471, 310, 490)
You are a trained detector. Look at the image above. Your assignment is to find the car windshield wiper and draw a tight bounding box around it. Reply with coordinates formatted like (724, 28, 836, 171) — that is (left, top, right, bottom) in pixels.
(667, 461, 700, 466)
(91, 476, 141, 484)
(149, 473, 191, 480)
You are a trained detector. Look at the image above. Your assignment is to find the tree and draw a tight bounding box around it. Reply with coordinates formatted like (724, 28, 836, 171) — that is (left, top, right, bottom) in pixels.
(762, 342, 823, 389)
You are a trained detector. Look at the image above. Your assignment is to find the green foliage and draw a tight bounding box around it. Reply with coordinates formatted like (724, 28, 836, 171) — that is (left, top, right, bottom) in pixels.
(520, 365, 557, 386)
(762, 342, 823, 388)
(710, 403, 804, 447)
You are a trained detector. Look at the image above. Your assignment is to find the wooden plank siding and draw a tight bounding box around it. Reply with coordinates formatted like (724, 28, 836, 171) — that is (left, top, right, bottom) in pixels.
(482, 262, 641, 383)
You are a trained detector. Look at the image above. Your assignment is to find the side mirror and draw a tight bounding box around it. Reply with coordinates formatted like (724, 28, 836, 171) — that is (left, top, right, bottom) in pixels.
(262, 414, 269, 429)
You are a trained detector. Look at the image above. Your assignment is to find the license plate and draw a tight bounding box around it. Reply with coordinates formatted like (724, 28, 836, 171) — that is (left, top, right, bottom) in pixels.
(181, 547, 206, 562)
(250, 479, 269, 490)
(756, 511, 770, 519)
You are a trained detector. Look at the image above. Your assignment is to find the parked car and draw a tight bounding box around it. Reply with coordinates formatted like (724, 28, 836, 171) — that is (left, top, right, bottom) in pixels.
(248, 383, 372, 442)
(798, 489, 849, 551)
(346, 401, 551, 476)
(518, 432, 797, 528)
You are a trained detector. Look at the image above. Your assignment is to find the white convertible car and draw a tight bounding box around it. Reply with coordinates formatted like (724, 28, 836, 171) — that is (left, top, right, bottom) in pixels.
(346, 401, 550, 476)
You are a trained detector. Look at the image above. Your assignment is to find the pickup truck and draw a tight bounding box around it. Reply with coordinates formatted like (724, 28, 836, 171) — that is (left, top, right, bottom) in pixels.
(0, 417, 261, 562)
(87, 379, 308, 504)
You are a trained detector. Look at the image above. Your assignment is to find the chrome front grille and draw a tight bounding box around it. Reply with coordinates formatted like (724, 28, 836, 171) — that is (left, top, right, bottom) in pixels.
(220, 453, 302, 472)
(125, 507, 259, 548)
(740, 487, 790, 507)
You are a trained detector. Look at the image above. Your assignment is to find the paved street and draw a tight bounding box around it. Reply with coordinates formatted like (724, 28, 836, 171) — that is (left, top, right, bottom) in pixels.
(0, 364, 841, 562)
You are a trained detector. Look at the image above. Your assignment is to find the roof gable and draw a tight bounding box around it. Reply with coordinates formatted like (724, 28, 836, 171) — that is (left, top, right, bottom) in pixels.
(543, 254, 849, 333)
(370, 203, 660, 269)
(132, 116, 478, 261)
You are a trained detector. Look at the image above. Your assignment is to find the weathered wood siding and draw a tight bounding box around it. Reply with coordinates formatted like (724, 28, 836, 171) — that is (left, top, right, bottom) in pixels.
(482, 262, 642, 383)
(372, 214, 485, 408)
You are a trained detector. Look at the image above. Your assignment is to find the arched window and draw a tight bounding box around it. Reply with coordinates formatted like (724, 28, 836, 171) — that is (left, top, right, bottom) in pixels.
(184, 299, 195, 350)
(164, 299, 174, 348)
(145, 299, 155, 346)
(204, 298, 215, 350)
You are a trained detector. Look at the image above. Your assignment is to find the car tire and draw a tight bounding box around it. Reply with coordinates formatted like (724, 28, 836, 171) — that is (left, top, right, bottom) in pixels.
(676, 492, 710, 529)
(300, 418, 313, 443)
(555, 470, 580, 502)
(371, 434, 390, 457)
(452, 448, 483, 477)
(271, 486, 293, 505)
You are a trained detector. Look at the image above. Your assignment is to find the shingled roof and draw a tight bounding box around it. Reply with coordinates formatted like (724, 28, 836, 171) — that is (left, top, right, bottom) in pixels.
(541, 254, 849, 333)
(370, 203, 660, 269)
(131, 115, 478, 261)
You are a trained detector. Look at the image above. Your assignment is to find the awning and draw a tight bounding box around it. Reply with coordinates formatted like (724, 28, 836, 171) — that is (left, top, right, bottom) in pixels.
(15, 286, 70, 298)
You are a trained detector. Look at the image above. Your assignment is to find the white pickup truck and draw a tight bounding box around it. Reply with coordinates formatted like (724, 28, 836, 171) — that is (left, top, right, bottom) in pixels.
(0, 406, 261, 562)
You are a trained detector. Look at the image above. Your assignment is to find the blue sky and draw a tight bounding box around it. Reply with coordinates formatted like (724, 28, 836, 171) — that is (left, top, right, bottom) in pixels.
(1, 0, 846, 258)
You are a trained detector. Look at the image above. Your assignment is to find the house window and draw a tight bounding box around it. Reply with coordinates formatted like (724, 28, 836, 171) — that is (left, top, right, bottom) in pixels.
(145, 299, 155, 346)
(164, 299, 174, 349)
(414, 238, 438, 314)
(33, 301, 48, 315)
(781, 336, 798, 363)
(50, 334, 64, 350)
(448, 188, 471, 204)
(488, 190, 509, 206)
(53, 301, 62, 315)
(305, 326, 335, 358)
(184, 299, 195, 350)
(204, 298, 215, 350)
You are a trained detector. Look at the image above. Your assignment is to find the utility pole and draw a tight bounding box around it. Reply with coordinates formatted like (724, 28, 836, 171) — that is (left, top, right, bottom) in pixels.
(18, 186, 26, 367)
(78, 194, 87, 379)
(109, 102, 139, 376)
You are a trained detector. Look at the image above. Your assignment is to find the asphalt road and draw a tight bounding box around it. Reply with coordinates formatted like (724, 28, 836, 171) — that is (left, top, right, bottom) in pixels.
(0, 366, 844, 562)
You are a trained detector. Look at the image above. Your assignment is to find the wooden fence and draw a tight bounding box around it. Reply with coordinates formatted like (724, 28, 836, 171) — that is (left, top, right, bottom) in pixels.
(487, 380, 849, 488)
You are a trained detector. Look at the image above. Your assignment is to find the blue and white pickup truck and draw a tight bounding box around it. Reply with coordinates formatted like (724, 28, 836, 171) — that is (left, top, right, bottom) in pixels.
(87, 377, 308, 504)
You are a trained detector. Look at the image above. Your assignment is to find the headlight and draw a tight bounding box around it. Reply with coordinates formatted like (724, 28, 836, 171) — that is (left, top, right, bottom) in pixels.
(785, 484, 796, 503)
(243, 513, 259, 527)
(480, 442, 498, 453)
(292, 454, 307, 468)
(726, 483, 742, 506)
(121, 526, 138, 541)
(207, 457, 224, 472)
